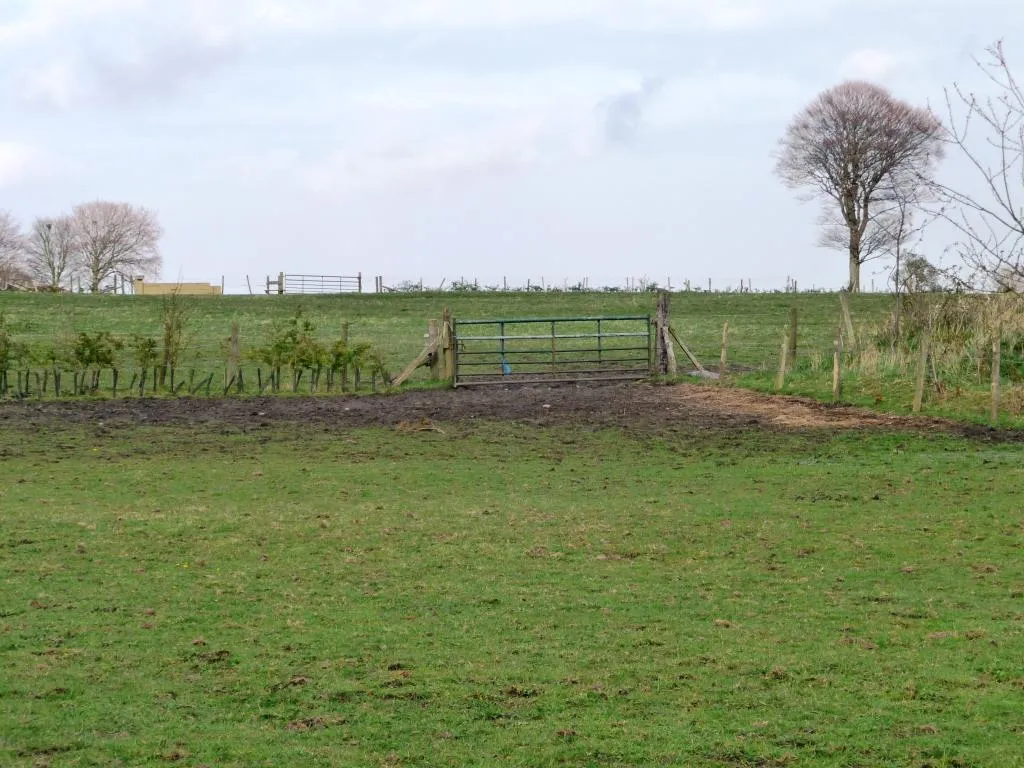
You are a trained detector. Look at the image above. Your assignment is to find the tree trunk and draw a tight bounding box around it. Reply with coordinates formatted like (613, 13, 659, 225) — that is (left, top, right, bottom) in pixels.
(847, 251, 861, 293)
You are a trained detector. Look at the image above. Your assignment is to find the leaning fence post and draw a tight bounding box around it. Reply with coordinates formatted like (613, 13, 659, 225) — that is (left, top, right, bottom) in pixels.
(775, 331, 790, 391)
(991, 322, 1002, 425)
(912, 331, 930, 413)
(428, 319, 441, 381)
(720, 321, 729, 375)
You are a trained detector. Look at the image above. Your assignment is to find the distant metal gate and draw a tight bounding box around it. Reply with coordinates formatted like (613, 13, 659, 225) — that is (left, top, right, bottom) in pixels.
(453, 315, 652, 386)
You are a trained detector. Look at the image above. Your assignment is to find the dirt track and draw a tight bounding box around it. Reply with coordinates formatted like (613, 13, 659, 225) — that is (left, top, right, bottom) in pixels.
(0, 381, 1016, 441)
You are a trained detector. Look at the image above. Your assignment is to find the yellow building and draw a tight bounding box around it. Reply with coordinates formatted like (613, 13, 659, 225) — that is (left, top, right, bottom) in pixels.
(132, 278, 223, 296)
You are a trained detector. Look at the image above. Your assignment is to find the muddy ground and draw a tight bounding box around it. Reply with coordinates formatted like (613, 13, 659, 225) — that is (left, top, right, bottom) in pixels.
(0, 381, 1018, 442)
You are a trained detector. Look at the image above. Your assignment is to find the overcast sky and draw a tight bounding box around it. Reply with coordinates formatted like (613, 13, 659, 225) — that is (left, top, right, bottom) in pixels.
(0, 0, 1018, 292)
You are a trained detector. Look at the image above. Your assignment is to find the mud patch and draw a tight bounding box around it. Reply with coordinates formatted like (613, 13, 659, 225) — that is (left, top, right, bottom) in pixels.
(0, 382, 1019, 441)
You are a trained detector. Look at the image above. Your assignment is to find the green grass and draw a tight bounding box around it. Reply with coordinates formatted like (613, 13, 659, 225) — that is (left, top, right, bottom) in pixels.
(2, 290, 1023, 426)
(2, 418, 1022, 766)
(0, 291, 892, 379)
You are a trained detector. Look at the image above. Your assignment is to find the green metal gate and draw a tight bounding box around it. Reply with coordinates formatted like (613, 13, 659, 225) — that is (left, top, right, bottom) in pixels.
(453, 315, 652, 386)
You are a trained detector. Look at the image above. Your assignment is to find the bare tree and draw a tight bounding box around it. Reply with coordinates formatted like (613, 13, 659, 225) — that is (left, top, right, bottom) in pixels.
(873, 172, 938, 337)
(776, 81, 944, 292)
(938, 40, 1024, 291)
(0, 210, 27, 289)
(72, 201, 163, 292)
(23, 215, 79, 290)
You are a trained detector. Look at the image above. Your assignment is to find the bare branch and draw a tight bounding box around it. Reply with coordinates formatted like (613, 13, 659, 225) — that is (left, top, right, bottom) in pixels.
(0, 210, 29, 290)
(71, 201, 164, 292)
(23, 216, 79, 290)
(934, 40, 1024, 291)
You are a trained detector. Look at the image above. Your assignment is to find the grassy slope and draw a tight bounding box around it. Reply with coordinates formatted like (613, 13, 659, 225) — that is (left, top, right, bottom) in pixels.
(1, 420, 1022, 767)
(0, 291, 892, 375)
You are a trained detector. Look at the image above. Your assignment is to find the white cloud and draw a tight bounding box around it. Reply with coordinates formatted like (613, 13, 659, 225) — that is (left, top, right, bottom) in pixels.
(288, 66, 808, 197)
(841, 48, 905, 80)
(19, 60, 80, 110)
(300, 115, 603, 197)
(0, 142, 44, 187)
(248, 0, 844, 33)
(3, 0, 241, 108)
(1, 0, 841, 46)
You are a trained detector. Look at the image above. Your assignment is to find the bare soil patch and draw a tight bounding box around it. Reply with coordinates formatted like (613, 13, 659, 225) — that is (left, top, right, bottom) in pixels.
(0, 382, 1016, 440)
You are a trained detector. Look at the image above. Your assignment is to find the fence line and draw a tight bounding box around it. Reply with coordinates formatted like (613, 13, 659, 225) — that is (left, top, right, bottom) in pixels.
(1, 292, 1020, 421)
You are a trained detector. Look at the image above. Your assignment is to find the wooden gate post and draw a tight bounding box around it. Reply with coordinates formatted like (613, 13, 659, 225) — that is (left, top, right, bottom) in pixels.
(441, 308, 455, 384)
(656, 291, 676, 375)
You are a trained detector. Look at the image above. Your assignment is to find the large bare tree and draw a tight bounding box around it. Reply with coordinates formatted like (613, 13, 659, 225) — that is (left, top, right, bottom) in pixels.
(23, 215, 79, 290)
(938, 40, 1024, 291)
(72, 201, 163, 292)
(776, 81, 944, 292)
(0, 210, 26, 289)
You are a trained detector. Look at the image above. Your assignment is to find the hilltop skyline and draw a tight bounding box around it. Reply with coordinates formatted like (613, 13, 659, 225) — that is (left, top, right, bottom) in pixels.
(0, 0, 1018, 292)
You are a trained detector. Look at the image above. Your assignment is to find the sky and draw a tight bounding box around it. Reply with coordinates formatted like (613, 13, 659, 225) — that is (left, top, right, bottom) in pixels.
(0, 0, 1019, 293)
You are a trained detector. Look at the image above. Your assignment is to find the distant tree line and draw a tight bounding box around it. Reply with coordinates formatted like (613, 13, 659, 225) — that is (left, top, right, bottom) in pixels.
(0, 201, 162, 293)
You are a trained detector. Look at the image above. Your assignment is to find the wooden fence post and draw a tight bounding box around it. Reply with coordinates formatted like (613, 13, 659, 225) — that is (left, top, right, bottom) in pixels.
(720, 321, 729, 375)
(775, 331, 790, 391)
(787, 306, 799, 370)
(832, 336, 842, 402)
(839, 291, 857, 349)
(991, 322, 1002, 424)
(912, 331, 930, 413)
(229, 321, 240, 383)
(229, 323, 240, 393)
(278, 272, 285, 295)
(340, 321, 350, 392)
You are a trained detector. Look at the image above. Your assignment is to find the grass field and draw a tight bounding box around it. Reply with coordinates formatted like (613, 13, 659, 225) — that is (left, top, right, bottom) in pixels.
(0, 289, 1021, 425)
(1, 406, 1022, 767)
(0, 290, 892, 378)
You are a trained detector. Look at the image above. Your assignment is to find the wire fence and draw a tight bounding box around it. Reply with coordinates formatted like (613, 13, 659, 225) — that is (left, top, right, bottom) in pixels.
(1, 290, 1022, 421)
(208, 275, 897, 296)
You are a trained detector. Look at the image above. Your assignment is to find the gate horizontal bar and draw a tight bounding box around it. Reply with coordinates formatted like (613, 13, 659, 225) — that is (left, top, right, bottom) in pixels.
(457, 332, 648, 342)
(454, 373, 650, 387)
(456, 346, 650, 357)
(458, 357, 647, 368)
(455, 315, 650, 325)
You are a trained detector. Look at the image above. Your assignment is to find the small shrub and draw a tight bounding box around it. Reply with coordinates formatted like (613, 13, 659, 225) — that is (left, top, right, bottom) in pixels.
(0, 312, 29, 372)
